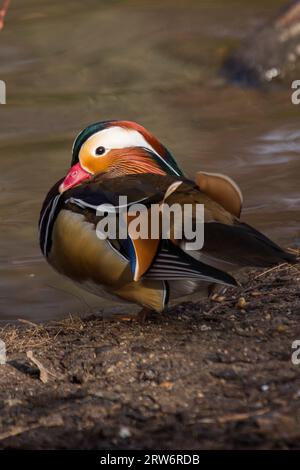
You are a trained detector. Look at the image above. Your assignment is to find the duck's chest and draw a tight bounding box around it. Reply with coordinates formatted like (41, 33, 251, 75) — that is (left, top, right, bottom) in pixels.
(43, 205, 132, 288)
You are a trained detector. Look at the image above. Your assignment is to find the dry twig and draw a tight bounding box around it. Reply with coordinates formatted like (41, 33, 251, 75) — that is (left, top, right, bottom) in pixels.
(26, 350, 58, 383)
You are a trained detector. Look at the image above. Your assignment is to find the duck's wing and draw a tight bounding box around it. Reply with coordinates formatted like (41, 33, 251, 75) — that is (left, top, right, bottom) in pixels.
(164, 179, 297, 269)
(144, 239, 237, 286)
(195, 171, 243, 217)
(62, 174, 239, 286)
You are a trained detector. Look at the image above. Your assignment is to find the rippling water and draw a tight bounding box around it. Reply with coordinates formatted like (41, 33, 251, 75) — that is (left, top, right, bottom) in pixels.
(0, 0, 299, 320)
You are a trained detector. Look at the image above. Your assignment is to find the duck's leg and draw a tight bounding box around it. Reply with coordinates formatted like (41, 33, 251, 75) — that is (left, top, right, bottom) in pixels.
(136, 307, 154, 323)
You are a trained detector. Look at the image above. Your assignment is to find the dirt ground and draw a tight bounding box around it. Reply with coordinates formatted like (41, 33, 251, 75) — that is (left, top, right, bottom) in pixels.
(0, 254, 300, 450)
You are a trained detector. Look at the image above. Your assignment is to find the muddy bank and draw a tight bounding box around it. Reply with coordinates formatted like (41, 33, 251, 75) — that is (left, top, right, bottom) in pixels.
(0, 255, 300, 450)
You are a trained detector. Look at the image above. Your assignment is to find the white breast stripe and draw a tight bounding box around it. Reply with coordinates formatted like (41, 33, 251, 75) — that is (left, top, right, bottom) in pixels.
(39, 197, 54, 231)
(43, 195, 61, 256)
(65, 196, 150, 212)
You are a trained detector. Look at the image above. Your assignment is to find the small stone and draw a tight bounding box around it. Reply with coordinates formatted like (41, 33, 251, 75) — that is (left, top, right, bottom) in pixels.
(276, 324, 288, 333)
(119, 426, 131, 439)
(200, 324, 211, 332)
(265, 67, 279, 81)
(142, 369, 156, 380)
(159, 381, 173, 390)
(261, 384, 269, 392)
(106, 365, 116, 374)
(237, 297, 247, 309)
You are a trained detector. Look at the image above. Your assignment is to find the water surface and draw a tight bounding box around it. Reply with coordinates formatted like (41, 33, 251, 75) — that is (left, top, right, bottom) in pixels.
(0, 0, 299, 320)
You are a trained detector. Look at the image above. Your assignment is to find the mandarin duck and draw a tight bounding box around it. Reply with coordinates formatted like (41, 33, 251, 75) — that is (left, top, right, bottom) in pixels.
(39, 120, 296, 320)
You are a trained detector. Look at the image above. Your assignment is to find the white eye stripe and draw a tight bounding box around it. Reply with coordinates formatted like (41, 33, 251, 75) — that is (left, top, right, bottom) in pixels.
(82, 126, 181, 176)
(86, 127, 150, 150)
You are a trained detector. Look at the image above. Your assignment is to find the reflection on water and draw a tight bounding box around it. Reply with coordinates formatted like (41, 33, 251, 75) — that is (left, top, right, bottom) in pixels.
(0, 0, 299, 321)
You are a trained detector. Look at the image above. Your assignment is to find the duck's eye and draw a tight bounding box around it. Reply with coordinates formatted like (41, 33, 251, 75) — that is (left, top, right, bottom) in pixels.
(95, 146, 106, 156)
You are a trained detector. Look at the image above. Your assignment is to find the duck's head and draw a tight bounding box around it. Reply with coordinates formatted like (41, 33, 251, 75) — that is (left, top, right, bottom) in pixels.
(59, 120, 183, 193)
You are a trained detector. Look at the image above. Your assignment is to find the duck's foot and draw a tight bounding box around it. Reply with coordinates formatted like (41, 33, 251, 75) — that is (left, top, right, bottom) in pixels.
(136, 307, 154, 323)
(112, 307, 154, 323)
(208, 284, 228, 298)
